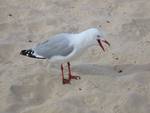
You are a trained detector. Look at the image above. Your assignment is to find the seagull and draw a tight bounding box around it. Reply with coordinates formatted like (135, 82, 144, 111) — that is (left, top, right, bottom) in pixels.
(20, 28, 110, 84)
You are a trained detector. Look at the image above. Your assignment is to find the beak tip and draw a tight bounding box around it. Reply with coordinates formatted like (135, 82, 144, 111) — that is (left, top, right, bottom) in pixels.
(97, 39, 110, 51)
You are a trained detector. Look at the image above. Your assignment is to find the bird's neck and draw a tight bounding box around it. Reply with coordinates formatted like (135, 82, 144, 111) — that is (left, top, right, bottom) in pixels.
(75, 32, 94, 49)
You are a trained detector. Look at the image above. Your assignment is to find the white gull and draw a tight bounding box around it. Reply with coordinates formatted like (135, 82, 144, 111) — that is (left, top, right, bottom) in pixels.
(20, 28, 110, 84)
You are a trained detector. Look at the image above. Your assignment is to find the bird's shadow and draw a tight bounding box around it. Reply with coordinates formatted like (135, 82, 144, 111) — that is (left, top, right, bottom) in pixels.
(72, 63, 150, 76)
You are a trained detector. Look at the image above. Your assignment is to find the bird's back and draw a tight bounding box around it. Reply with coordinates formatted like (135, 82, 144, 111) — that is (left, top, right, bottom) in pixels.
(33, 33, 74, 59)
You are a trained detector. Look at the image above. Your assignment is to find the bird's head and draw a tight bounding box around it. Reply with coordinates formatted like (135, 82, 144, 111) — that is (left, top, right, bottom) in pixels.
(85, 28, 110, 51)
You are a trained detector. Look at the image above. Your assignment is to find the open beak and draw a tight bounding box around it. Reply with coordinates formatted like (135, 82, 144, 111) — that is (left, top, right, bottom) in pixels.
(97, 39, 110, 51)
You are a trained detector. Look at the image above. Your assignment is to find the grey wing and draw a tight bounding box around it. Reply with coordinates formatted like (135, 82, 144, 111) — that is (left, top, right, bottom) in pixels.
(33, 34, 74, 59)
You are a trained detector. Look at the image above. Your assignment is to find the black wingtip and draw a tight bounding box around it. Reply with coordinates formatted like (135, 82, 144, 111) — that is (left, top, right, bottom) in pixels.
(20, 49, 46, 59)
(20, 50, 27, 56)
(20, 49, 36, 58)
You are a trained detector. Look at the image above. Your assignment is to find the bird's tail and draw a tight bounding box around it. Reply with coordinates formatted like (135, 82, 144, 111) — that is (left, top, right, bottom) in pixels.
(20, 49, 46, 59)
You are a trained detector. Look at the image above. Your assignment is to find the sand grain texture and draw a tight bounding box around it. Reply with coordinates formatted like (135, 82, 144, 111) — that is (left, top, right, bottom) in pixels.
(0, 0, 150, 113)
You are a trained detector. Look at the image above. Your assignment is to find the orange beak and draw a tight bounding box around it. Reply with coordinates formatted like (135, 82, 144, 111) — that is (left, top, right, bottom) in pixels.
(97, 39, 110, 51)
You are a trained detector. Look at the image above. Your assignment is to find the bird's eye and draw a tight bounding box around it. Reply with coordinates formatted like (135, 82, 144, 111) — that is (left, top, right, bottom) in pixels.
(97, 35, 100, 38)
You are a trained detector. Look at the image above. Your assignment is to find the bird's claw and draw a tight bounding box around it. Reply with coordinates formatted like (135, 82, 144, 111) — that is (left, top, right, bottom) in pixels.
(62, 79, 71, 84)
(70, 75, 81, 80)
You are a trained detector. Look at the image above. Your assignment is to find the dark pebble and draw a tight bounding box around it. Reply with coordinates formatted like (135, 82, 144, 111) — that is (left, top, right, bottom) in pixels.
(106, 20, 110, 23)
(79, 88, 82, 91)
(118, 70, 123, 73)
(9, 14, 12, 17)
(28, 40, 32, 42)
(115, 57, 119, 60)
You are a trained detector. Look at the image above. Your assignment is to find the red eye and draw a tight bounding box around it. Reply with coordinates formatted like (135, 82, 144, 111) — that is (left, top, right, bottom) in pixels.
(97, 35, 100, 38)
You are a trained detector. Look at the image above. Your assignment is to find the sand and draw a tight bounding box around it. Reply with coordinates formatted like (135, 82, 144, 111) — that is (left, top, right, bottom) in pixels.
(0, 0, 150, 113)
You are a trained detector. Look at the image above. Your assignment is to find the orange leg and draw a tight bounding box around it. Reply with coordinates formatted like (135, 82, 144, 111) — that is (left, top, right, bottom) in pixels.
(61, 64, 70, 84)
(67, 62, 81, 80)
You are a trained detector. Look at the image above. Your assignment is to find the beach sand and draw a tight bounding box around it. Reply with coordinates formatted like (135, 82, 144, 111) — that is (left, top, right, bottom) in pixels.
(0, 0, 150, 113)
